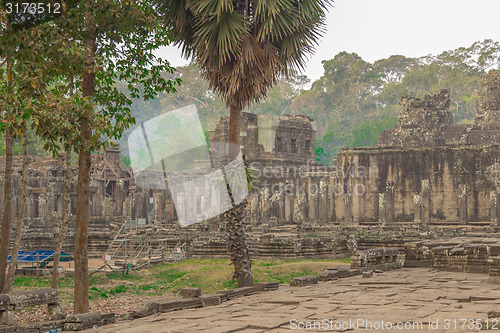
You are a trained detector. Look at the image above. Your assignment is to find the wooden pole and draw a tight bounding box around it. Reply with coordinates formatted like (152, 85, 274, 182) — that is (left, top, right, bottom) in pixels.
(36, 253, 39, 277)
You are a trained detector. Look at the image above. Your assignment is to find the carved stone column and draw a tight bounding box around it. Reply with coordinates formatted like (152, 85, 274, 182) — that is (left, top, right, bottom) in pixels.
(487, 163, 500, 227)
(458, 184, 468, 225)
(378, 193, 386, 226)
(386, 181, 395, 224)
(421, 179, 431, 225)
(490, 190, 498, 227)
(413, 194, 422, 224)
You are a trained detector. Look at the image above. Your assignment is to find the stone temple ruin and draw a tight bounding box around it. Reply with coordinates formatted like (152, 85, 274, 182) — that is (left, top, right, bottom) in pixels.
(0, 111, 338, 259)
(1, 70, 500, 263)
(335, 70, 500, 225)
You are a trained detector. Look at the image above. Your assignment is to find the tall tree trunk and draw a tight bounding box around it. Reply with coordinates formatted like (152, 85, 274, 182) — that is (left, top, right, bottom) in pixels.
(74, 6, 96, 314)
(224, 199, 254, 287)
(51, 149, 72, 289)
(0, 57, 14, 293)
(228, 104, 241, 158)
(226, 104, 254, 287)
(3, 124, 29, 293)
(0, 130, 14, 293)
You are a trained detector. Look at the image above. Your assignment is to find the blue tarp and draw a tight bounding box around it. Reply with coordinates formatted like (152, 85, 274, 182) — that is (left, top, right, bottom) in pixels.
(7, 250, 73, 263)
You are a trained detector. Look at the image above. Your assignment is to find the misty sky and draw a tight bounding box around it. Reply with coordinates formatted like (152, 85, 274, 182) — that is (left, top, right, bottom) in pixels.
(156, 0, 500, 83)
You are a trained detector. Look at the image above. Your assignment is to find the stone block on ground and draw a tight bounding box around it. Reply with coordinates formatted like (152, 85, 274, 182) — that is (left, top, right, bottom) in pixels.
(180, 287, 202, 298)
(9, 288, 59, 309)
(156, 300, 181, 313)
(0, 294, 10, 312)
(217, 287, 256, 299)
(337, 269, 352, 278)
(254, 282, 279, 292)
(0, 309, 14, 326)
(146, 301, 159, 314)
(178, 298, 203, 309)
(317, 271, 339, 282)
(363, 271, 373, 278)
(0, 320, 66, 333)
(101, 312, 116, 325)
(325, 265, 350, 271)
(125, 305, 155, 320)
(290, 275, 317, 287)
(64, 312, 102, 331)
(349, 269, 361, 277)
(46, 303, 65, 321)
(468, 264, 487, 274)
(200, 295, 221, 307)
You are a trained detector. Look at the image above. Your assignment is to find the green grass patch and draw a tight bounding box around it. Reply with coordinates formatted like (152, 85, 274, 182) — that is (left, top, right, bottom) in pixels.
(13, 276, 50, 289)
(11, 258, 350, 301)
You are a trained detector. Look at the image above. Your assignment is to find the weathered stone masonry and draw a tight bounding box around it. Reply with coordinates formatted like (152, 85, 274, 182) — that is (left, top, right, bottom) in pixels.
(0, 147, 157, 254)
(209, 112, 334, 226)
(0, 112, 332, 256)
(3, 71, 500, 258)
(334, 70, 500, 225)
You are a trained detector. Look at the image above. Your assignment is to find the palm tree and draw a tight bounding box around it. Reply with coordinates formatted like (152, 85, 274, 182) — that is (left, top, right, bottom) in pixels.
(157, 0, 330, 287)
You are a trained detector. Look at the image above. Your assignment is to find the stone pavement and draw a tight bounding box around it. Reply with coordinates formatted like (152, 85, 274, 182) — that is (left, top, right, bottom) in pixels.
(84, 268, 500, 332)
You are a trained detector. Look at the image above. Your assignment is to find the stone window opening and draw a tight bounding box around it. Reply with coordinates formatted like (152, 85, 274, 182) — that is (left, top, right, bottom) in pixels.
(277, 136, 286, 152)
(291, 139, 297, 153)
(33, 194, 39, 218)
(55, 195, 63, 213)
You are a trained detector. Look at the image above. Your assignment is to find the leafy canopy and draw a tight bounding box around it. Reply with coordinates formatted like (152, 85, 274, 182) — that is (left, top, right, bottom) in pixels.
(22, 0, 181, 156)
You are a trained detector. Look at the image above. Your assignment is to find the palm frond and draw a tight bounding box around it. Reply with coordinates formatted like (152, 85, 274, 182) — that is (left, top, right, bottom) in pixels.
(156, 0, 330, 107)
(189, 0, 233, 18)
(193, 11, 249, 67)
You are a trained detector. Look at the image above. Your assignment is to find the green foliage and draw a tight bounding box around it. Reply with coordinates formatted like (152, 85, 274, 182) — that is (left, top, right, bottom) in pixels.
(6, 0, 182, 158)
(348, 115, 398, 148)
(121, 155, 131, 168)
(12, 276, 50, 288)
(306, 40, 500, 163)
(109, 285, 128, 295)
(10, 258, 350, 300)
(315, 115, 398, 165)
(248, 75, 310, 116)
(112, 40, 500, 165)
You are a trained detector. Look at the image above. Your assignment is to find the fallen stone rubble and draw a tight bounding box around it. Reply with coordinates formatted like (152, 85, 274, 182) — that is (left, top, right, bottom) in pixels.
(404, 237, 500, 283)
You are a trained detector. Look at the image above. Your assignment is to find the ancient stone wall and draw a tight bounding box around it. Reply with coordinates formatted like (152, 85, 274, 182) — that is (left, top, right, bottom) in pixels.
(333, 70, 500, 225)
(379, 89, 452, 147)
(208, 112, 316, 164)
(0, 148, 160, 254)
(208, 112, 332, 226)
(0, 113, 328, 255)
(333, 146, 500, 224)
(4, 70, 500, 257)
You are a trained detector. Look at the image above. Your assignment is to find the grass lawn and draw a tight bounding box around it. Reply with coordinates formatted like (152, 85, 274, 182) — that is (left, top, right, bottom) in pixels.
(12, 258, 350, 302)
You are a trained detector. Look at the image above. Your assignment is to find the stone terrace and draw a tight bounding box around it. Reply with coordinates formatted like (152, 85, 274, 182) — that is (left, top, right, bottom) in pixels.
(84, 268, 500, 332)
